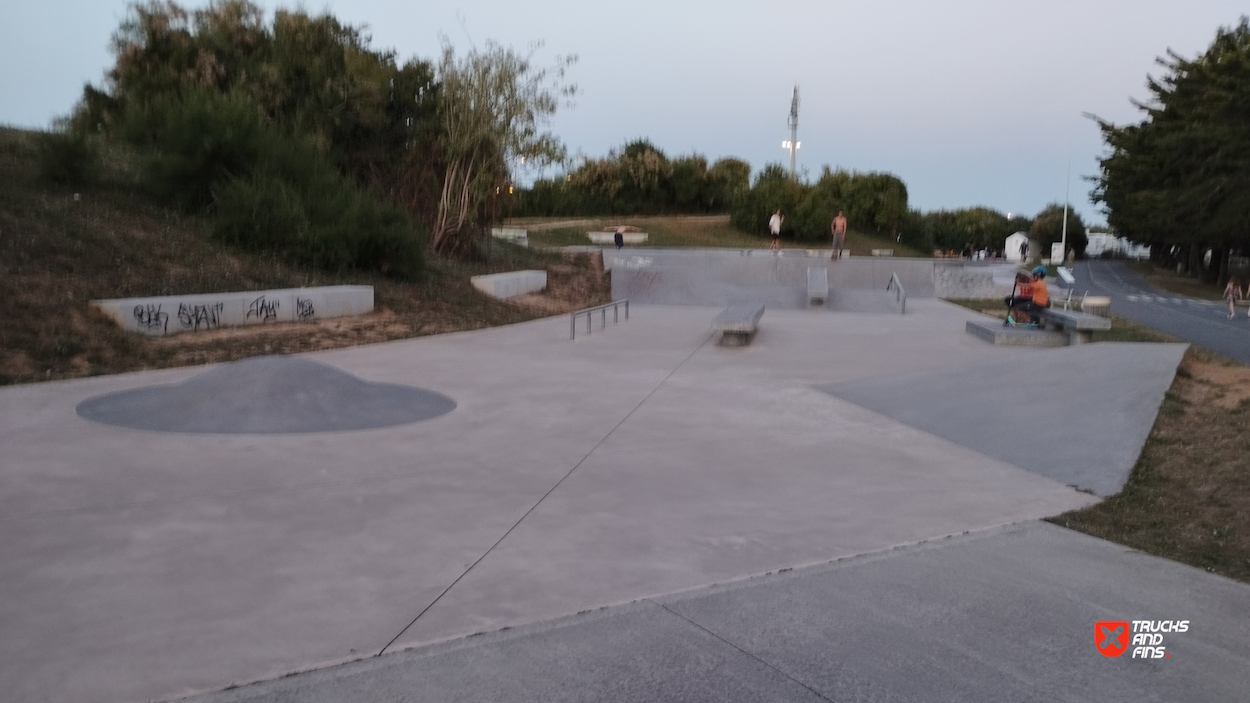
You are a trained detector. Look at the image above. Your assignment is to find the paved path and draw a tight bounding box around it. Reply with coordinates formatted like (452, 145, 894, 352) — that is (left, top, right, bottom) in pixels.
(1072, 260, 1250, 364)
(192, 522, 1250, 703)
(0, 300, 1236, 702)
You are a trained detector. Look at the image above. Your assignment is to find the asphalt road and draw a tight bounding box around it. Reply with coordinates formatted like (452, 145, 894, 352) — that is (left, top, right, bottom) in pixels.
(1072, 260, 1250, 364)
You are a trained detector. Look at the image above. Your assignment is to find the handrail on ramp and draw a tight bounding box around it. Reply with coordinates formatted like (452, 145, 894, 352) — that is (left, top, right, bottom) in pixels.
(887, 272, 907, 314)
(571, 299, 629, 339)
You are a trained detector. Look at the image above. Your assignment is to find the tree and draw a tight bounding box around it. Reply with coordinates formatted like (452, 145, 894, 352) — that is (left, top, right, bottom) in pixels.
(430, 40, 576, 255)
(1091, 18, 1250, 283)
(1029, 203, 1088, 258)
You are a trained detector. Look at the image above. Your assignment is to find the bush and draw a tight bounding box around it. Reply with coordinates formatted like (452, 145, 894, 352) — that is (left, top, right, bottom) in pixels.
(121, 90, 267, 210)
(121, 88, 424, 277)
(212, 167, 425, 279)
(35, 129, 99, 185)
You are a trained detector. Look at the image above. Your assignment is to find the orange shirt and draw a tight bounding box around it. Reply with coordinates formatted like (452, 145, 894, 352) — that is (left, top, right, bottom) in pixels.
(1031, 279, 1049, 306)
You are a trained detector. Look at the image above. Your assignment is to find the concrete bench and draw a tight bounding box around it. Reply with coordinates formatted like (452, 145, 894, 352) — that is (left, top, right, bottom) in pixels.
(1038, 307, 1111, 344)
(713, 304, 765, 346)
(588, 232, 648, 245)
(807, 267, 828, 305)
(470, 270, 547, 299)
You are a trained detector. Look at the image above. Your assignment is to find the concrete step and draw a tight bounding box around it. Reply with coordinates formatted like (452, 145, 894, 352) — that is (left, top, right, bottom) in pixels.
(966, 320, 1068, 346)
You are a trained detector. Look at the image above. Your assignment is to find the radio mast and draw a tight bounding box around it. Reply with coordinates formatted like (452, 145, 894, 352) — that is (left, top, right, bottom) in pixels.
(786, 86, 800, 179)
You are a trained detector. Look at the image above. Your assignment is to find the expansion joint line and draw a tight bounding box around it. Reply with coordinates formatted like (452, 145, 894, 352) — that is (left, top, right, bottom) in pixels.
(378, 331, 717, 656)
(648, 600, 837, 703)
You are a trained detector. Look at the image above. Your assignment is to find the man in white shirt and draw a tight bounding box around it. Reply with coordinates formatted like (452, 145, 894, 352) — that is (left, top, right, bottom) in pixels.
(769, 210, 783, 253)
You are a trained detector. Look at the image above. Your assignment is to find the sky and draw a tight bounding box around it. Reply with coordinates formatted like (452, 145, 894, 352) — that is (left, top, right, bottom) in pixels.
(3, 1, 1247, 224)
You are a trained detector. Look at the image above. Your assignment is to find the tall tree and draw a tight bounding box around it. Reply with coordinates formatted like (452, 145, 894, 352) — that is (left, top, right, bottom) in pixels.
(1091, 18, 1250, 282)
(430, 40, 575, 254)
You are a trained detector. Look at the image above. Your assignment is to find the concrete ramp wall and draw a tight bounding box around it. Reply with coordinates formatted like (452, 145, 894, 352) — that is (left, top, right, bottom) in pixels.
(607, 249, 935, 310)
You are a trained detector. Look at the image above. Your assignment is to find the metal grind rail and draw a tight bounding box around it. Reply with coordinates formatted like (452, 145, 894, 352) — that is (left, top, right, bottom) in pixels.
(571, 299, 629, 339)
(887, 272, 907, 314)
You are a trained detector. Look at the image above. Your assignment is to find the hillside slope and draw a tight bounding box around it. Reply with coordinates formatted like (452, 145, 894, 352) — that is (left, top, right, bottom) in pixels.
(0, 127, 609, 385)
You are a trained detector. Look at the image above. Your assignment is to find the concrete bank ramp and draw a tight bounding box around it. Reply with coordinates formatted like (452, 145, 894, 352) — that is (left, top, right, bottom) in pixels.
(76, 355, 456, 434)
(818, 342, 1187, 496)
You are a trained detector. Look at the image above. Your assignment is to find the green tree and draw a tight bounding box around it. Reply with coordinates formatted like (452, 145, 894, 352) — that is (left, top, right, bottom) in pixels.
(1029, 203, 1088, 258)
(730, 164, 803, 237)
(1092, 18, 1250, 283)
(431, 40, 576, 254)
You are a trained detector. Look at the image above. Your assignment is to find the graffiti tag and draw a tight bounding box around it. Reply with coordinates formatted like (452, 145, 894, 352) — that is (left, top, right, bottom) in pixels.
(133, 304, 169, 333)
(178, 302, 224, 331)
(295, 297, 315, 321)
(247, 295, 280, 322)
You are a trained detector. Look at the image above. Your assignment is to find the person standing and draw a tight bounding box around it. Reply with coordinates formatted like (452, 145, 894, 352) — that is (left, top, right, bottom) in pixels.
(769, 209, 784, 253)
(831, 210, 848, 260)
(1224, 277, 1242, 319)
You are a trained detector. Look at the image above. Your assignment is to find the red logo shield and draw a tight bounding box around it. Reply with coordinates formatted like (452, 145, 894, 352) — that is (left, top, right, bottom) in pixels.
(1096, 621, 1129, 658)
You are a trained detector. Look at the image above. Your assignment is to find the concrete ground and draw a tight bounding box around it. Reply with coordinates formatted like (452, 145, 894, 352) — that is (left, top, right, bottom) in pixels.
(194, 522, 1250, 703)
(0, 300, 1230, 703)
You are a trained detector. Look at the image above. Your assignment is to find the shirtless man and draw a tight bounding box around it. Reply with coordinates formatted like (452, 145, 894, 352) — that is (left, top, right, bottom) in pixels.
(831, 211, 848, 260)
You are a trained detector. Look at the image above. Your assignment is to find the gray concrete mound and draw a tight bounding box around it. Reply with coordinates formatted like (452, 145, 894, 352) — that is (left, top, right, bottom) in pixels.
(76, 355, 455, 434)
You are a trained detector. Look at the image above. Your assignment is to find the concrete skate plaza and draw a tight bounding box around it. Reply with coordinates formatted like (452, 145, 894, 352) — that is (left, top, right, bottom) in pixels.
(2, 285, 1245, 701)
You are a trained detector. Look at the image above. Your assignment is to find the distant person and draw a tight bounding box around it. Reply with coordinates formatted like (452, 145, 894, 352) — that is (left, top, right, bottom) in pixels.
(769, 209, 784, 253)
(614, 226, 625, 250)
(831, 211, 848, 260)
(1019, 241, 1029, 262)
(1224, 277, 1242, 319)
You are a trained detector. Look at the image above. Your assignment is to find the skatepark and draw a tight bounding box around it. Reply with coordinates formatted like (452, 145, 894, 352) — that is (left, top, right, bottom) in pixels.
(2, 252, 1248, 702)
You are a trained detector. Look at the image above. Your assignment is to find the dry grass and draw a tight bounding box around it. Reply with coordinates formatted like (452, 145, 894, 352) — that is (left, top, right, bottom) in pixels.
(0, 126, 611, 385)
(509, 214, 928, 257)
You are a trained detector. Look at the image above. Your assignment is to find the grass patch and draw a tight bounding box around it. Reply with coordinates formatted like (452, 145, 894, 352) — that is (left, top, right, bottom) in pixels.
(0, 125, 610, 385)
(511, 214, 927, 257)
(1126, 261, 1232, 301)
(1049, 347, 1250, 583)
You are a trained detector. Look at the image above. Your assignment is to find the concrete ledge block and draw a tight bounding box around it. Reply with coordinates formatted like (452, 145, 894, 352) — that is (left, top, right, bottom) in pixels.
(588, 232, 648, 245)
(91, 285, 374, 336)
(471, 270, 547, 299)
(966, 320, 1068, 347)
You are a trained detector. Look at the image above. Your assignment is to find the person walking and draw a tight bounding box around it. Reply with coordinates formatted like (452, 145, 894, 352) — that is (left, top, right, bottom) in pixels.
(831, 210, 847, 260)
(1224, 277, 1242, 319)
(769, 209, 784, 253)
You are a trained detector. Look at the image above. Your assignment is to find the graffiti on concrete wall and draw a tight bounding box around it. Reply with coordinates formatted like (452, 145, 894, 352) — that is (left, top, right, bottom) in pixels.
(247, 295, 280, 322)
(178, 302, 224, 331)
(295, 297, 315, 321)
(132, 304, 169, 333)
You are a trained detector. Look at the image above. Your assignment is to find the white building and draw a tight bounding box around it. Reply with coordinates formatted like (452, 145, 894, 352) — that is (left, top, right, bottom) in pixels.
(1005, 232, 1030, 263)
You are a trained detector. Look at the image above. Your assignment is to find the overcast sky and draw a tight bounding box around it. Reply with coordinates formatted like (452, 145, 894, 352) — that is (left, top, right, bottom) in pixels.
(3, 1, 1246, 223)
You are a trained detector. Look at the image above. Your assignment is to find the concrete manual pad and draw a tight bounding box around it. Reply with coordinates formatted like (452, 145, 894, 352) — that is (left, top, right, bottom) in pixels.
(190, 522, 1250, 703)
(0, 301, 1165, 703)
(819, 342, 1187, 496)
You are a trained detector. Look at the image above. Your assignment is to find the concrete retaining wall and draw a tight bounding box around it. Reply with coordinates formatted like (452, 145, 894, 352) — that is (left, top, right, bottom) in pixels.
(606, 249, 936, 310)
(589, 232, 648, 245)
(92, 285, 374, 336)
(471, 270, 547, 299)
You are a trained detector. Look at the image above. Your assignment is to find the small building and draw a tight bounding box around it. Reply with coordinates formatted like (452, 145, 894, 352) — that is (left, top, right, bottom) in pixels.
(1005, 232, 1030, 263)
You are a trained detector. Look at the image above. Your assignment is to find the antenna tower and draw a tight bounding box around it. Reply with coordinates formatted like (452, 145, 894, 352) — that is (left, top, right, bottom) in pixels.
(788, 86, 800, 179)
